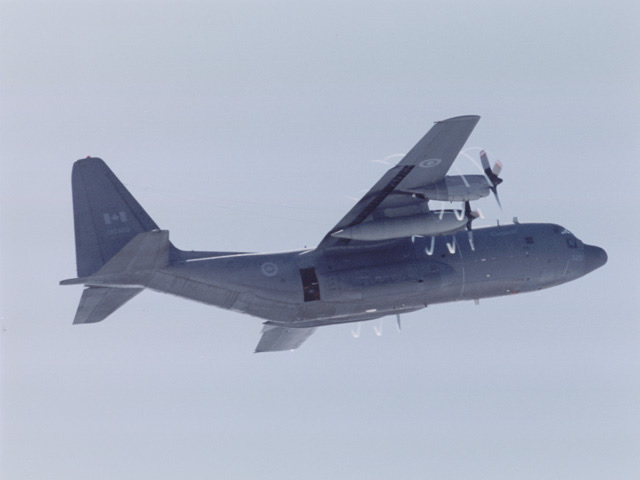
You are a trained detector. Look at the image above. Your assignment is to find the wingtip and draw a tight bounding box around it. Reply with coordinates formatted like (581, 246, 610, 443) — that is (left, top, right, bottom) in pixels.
(436, 115, 481, 124)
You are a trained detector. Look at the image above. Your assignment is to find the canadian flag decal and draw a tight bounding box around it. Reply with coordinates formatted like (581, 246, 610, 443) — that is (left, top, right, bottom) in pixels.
(103, 212, 128, 224)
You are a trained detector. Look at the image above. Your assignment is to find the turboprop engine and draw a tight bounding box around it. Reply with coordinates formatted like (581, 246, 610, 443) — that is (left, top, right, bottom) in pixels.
(331, 209, 474, 242)
(408, 175, 491, 202)
(407, 150, 504, 207)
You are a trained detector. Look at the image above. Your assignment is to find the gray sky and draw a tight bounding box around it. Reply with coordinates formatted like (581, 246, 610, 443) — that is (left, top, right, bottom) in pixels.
(2, 1, 639, 479)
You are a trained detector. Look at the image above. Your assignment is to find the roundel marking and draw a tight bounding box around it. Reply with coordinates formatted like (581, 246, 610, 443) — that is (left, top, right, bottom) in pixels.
(418, 158, 442, 168)
(261, 262, 279, 277)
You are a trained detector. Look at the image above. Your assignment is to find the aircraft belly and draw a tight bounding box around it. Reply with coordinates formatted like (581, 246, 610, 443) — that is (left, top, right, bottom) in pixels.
(231, 292, 301, 323)
(318, 262, 444, 301)
(459, 261, 525, 299)
(148, 270, 241, 309)
(148, 265, 302, 323)
(307, 262, 456, 322)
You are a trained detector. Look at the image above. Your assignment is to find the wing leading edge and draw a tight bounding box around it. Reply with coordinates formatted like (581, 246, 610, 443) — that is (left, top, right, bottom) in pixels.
(317, 115, 480, 249)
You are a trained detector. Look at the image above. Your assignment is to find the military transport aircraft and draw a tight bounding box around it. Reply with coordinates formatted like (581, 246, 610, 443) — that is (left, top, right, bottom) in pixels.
(61, 115, 607, 352)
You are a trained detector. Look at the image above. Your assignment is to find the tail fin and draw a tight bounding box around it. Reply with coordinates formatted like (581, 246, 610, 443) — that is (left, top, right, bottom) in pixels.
(72, 157, 162, 277)
(65, 158, 242, 324)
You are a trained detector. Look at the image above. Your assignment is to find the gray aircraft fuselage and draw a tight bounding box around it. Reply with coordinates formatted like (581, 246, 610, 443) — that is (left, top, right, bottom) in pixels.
(147, 222, 606, 328)
(62, 116, 607, 351)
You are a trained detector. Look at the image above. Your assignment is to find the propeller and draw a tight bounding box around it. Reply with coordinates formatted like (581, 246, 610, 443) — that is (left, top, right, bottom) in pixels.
(464, 201, 483, 251)
(464, 201, 483, 229)
(480, 150, 503, 209)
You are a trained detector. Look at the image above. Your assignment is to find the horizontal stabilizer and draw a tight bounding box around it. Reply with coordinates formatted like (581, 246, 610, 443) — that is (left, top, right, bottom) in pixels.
(73, 287, 143, 324)
(61, 230, 170, 287)
(255, 324, 316, 353)
(63, 230, 170, 324)
(97, 230, 169, 276)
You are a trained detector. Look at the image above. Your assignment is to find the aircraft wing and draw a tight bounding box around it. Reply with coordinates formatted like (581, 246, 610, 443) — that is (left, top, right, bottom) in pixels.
(317, 115, 480, 249)
(254, 324, 317, 353)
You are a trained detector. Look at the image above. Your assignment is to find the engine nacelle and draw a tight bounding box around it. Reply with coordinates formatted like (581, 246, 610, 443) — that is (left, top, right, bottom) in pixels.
(409, 175, 491, 202)
(331, 211, 467, 241)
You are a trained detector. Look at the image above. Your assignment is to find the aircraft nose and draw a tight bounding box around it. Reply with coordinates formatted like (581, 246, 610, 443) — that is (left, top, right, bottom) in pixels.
(583, 245, 607, 274)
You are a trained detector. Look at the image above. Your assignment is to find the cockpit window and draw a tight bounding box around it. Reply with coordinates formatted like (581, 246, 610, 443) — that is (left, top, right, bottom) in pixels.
(553, 225, 574, 235)
(566, 238, 578, 249)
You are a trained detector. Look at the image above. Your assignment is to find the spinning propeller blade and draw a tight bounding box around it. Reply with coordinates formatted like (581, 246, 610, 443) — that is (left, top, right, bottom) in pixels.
(480, 150, 504, 209)
(464, 201, 482, 251)
(464, 201, 481, 230)
(493, 189, 502, 209)
(491, 159, 503, 177)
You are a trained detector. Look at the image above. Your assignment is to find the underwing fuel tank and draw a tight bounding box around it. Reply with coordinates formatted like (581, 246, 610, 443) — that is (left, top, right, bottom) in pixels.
(331, 211, 466, 241)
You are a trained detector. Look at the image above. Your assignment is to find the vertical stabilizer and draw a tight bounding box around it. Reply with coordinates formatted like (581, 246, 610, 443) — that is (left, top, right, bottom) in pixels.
(72, 157, 160, 277)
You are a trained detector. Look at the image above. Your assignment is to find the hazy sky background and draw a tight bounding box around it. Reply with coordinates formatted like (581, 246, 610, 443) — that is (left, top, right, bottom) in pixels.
(2, 1, 639, 478)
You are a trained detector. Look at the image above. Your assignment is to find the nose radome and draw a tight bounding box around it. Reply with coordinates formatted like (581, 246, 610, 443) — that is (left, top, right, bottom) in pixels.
(584, 245, 607, 274)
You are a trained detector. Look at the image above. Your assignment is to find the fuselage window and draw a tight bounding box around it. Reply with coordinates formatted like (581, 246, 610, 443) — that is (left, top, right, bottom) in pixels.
(525, 236, 534, 245)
